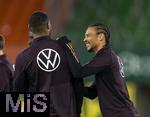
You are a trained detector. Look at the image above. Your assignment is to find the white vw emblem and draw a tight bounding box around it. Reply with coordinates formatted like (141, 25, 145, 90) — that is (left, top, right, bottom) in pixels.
(37, 48, 61, 72)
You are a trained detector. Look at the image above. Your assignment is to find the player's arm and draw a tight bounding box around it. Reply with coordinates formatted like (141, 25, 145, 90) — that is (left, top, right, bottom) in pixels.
(84, 82, 97, 99)
(13, 54, 27, 92)
(57, 36, 81, 76)
(0, 64, 12, 91)
(58, 36, 110, 78)
(80, 55, 110, 77)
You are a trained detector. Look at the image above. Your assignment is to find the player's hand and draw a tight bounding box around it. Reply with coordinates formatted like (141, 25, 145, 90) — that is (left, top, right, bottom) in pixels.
(57, 36, 71, 45)
(57, 36, 80, 63)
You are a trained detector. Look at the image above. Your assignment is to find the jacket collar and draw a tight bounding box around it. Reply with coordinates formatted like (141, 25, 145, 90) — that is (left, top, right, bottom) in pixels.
(96, 45, 111, 56)
(31, 35, 51, 46)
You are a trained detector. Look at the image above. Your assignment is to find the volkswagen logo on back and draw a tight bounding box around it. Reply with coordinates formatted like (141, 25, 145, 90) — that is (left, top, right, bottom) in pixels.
(37, 48, 61, 72)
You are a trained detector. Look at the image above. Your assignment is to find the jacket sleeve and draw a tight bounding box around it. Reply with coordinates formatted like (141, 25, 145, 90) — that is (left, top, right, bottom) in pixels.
(58, 36, 110, 78)
(83, 82, 97, 99)
(13, 54, 28, 92)
(57, 36, 81, 77)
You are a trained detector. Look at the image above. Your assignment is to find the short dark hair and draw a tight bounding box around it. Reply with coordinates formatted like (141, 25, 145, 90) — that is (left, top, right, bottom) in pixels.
(88, 23, 110, 44)
(0, 35, 5, 50)
(29, 11, 49, 33)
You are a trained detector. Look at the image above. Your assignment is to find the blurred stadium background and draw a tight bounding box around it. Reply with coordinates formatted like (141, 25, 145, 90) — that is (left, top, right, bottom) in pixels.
(0, 0, 150, 116)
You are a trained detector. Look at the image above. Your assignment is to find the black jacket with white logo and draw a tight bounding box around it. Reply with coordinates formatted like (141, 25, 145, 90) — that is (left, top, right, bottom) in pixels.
(13, 36, 77, 117)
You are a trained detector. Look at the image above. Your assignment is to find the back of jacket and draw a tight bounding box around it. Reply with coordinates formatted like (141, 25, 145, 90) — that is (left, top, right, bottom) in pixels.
(14, 36, 76, 117)
(0, 55, 14, 92)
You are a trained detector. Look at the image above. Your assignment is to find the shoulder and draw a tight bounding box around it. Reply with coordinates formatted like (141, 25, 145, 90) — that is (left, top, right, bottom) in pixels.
(96, 47, 112, 59)
(109, 48, 118, 58)
(49, 39, 65, 53)
(0, 56, 13, 68)
(103, 46, 116, 58)
(0, 61, 11, 72)
(16, 47, 32, 64)
(93, 47, 114, 66)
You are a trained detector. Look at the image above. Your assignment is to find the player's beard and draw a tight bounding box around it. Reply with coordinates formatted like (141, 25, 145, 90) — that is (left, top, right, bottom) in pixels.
(86, 44, 94, 53)
(87, 48, 93, 52)
(86, 46, 94, 53)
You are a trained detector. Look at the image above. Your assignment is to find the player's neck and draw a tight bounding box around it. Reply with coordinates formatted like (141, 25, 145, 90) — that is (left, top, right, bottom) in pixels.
(0, 50, 4, 56)
(33, 34, 49, 39)
(33, 32, 50, 39)
(94, 43, 106, 54)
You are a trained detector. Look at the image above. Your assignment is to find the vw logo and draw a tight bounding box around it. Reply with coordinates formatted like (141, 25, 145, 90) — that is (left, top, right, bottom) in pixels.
(37, 48, 61, 72)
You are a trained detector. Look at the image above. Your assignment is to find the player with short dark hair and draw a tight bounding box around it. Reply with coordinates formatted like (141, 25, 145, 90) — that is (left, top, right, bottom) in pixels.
(13, 11, 77, 117)
(0, 35, 14, 92)
(59, 23, 140, 117)
(28, 12, 50, 34)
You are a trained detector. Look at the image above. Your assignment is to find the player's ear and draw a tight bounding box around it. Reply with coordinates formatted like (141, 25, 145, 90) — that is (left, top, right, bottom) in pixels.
(98, 33, 104, 41)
